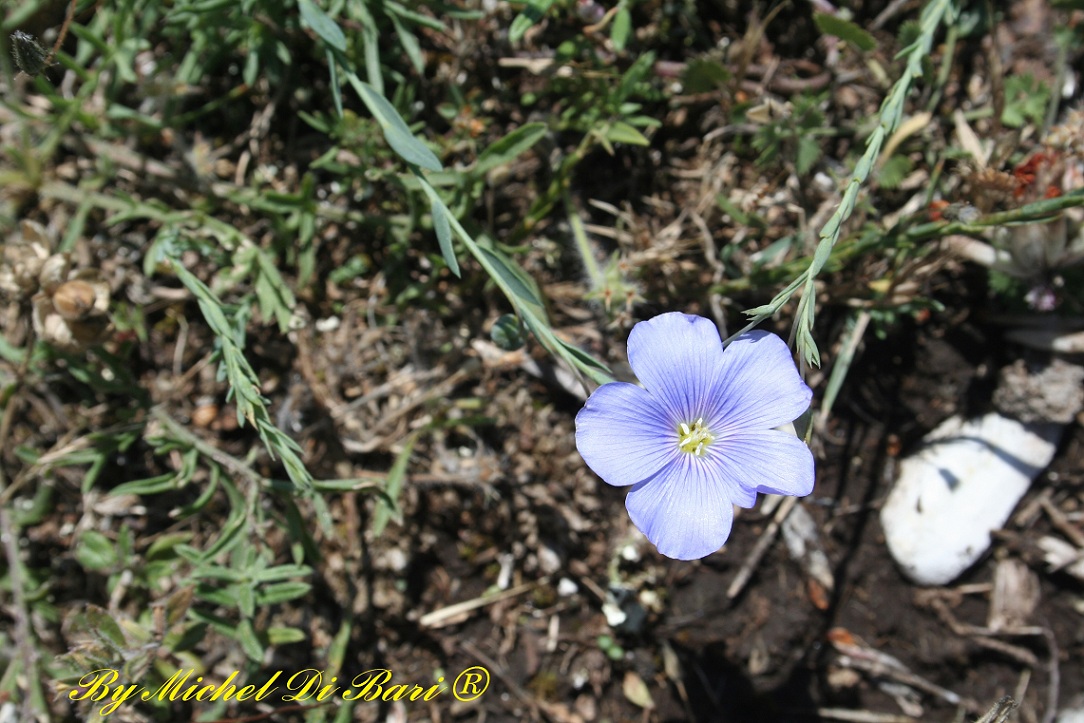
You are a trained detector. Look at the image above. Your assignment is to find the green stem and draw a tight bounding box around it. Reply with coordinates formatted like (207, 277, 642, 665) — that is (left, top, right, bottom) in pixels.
(744, 0, 956, 366)
(565, 191, 604, 290)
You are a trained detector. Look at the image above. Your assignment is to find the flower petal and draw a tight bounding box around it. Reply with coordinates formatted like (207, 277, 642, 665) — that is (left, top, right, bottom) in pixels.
(713, 428, 815, 499)
(624, 455, 736, 560)
(576, 381, 677, 487)
(709, 330, 812, 432)
(625, 313, 727, 423)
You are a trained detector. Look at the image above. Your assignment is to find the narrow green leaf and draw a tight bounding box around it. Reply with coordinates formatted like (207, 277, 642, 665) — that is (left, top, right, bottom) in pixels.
(76, 531, 117, 571)
(110, 472, 178, 496)
(557, 337, 612, 374)
(299, 0, 347, 51)
(257, 582, 313, 604)
(236, 619, 264, 661)
(431, 197, 460, 276)
(716, 194, 750, 225)
(311, 477, 385, 492)
(520, 312, 612, 385)
(252, 247, 297, 332)
(475, 122, 548, 176)
(238, 582, 256, 619)
(388, 12, 425, 73)
(349, 76, 443, 171)
(743, 304, 777, 318)
(252, 564, 312, 582)
(384, 1, 448, 30)
(195, 586, 238, 607)
(147, 532, 194, 560)
(268, 626, 308, 645)
(819, 310, 868, 421)
(203, 478, 247, 559)
(798, 325, 821, 367)
(327, 619, 352, 671)
(414, 173, 613, 384)
(611, 8, 632, 50)
(352, 0, 384, 93)
(796, 135, 822, 176)
(604, 121, 650, 146)
(185, 609, 236, 638)
(192, 565, 245, 582)
(83, 455, 108, 493)
(813, 12, 876, 52)
(475, 245, 543, 308)
(373, 435, 417, 537)
(66, 23, 110, 56)
(178, 464, 221, 517)
(510, 0, 556, 43)
(0, 335, 26, 364)
(85, 607, 127, 650)
(616, 51, 655, 102)
(327, 49, 343, 118)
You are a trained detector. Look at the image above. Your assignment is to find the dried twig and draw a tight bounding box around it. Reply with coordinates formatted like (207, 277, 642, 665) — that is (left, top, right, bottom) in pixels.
(814, 708, 918, 723)
(927, 595, 1042, 667)
(1040, 495, 1084, 548)
(834, 641, 971, 709)
(419, 577, 549, 629)
(727, 495, 798, 599)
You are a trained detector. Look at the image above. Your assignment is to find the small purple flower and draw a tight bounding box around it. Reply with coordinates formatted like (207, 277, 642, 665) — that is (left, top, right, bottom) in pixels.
(575, 312, 815, 560)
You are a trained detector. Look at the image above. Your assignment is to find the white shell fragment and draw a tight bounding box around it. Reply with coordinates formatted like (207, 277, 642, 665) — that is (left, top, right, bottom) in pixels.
(1037, 535, 1084, 581)
(881, 413, 1062, 586)
(1056, 703, 1084, 723)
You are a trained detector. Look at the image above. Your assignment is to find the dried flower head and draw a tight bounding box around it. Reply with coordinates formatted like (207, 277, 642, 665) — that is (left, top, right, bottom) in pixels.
(10, 30, 51, 77)
(1045, 108, 1084, 157)
(32, 272, 112, 351)
(0, 220, 113, 350)
(0, 221, 52, 299)
(53, 280, 100, 320)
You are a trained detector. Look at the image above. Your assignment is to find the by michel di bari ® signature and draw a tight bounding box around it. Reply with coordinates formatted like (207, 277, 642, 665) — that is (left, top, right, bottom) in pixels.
(68, 666, 491, 716)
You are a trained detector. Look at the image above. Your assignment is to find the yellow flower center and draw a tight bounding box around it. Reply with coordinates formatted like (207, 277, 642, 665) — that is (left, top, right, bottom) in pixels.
(677, 418, 714, 456)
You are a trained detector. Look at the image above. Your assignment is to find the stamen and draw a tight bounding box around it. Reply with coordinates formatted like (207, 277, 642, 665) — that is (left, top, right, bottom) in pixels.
(677, 417, 714, 456)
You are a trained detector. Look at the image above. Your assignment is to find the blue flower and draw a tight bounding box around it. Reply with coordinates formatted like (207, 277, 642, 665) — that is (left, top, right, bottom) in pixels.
(575, 312, 815, 560)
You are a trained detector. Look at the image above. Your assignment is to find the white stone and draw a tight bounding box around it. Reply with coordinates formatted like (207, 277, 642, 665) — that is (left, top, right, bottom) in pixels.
(314, 316, 340, 333)
(880, 413, 1062, 586)
(1056, 705, 1084, 723)
(557, 577, 579, 597)
(537, 545, 563, 575)
(602, 600, 627, 627)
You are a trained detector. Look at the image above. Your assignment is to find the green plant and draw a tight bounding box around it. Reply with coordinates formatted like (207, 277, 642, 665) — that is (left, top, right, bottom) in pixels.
(749, 92, 831, 177)
(1001, 74, 1051, 128)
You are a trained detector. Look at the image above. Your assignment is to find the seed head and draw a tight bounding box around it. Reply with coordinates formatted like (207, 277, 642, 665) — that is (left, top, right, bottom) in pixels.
(11, 31, 50, 77)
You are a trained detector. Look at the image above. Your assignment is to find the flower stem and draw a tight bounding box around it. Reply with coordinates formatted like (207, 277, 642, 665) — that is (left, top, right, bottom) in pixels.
(744, 0, 956, 366)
